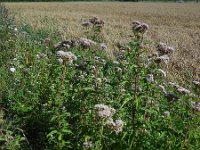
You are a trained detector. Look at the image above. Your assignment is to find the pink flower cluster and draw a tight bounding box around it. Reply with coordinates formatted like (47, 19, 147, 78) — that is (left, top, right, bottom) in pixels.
(132, 21, 149, 33)
(82, 16, 105, 28)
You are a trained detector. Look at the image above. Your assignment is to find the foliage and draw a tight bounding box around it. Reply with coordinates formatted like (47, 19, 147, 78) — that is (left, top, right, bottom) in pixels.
(0, 4, 200, 149)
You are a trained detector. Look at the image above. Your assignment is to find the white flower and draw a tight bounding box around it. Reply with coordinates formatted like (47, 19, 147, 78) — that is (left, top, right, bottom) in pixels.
(57, 58, 63, 64)
(100, 43, 107, 50)
(14, 27, 18, 32)
(158, 85, 167, 94)
(81, 20, 92, 27)
(193, 80, 200, 86)
(83, 141, 93, 149)
(79, 38, 96, 48)
(177, 87, 191, 94)
(157, 42, 175, 55)
(116, 67, 122, 73)
(10, 67, 16, 73)
(132, 21, 149, 33)
(146, 74, 154, 83)
(96, 78, 102, 85)
(95, 104, 116, 119)
(113, 61, 119, 65)
(191, 102, 200, 112)
(163, 111, 170, 117)
(132, 21, 141, 28)
(91, 66, 96, 70)
(56, 51, 77, 64)
(168, 82, 180, 88)
(155, 55, 170, 64)
(107, 118, 124, 134)
(157, 69, 167, 78)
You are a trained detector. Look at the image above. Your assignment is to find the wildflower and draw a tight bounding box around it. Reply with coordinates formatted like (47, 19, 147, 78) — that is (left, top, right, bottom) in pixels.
(96, 78, 102, 85)
(56, 51, 77, 64)
(54, 40, 74, 49)
(193, 80, 200, 86)
(57, 58, 63, 64)
(132, 21, 141, 28)
(14, 27, 18, 32)
(116, 67, 123, 73)
(100, 43, 107, 50)
(155, 55, 170, 64)
(102, 77, 107, 82)
(146, 74, 154, 83)
(83, 141, 93, 149)
(5, 135, 14, 142)
(79, 75, 85, 80)
(157, 42, 175, 55)
(177, 87, 191, 94)
(101, 59, 106, 65)
(44, 38, 51, 46)
(94, 19, 104, 28)
(89, 16, 98, 24)
(163, 111, 170, 117)
(191, 102, 200, 112)
(91, 66, 96, 70)
(36, 52, 47, 59)
(107, 118, 124, 134)
(120, 89, 126, 93)
(10, 67, 16, 73)
(158, 85, 167, 94)
(157, 69, 167, 78)
(113, 61, 120, 65)
(132, 21, 149, 33)
(95, 104, 116, 119)
(81, 20, 92, 27)
(79, 38, 96, 49)
(168, 82, 180, 88)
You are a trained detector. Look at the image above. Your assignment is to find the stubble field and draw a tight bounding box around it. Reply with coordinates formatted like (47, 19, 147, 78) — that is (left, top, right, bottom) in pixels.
(6, 2, 200, 81)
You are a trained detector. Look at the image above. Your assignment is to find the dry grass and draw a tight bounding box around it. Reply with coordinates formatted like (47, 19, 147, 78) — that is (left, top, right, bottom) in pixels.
(5, 2, 200, 81)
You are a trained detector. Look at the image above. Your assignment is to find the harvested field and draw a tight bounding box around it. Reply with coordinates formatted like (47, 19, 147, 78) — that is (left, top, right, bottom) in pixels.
(6, 2, 200, 81)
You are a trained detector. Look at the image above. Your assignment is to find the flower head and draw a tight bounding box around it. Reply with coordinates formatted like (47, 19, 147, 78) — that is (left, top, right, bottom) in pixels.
(163, 111, 170, 117)
(107, 118, 124, 134)
(100, 43, 107, 50)
(146, 74, 154, 83)
(132, 21, 149, 33)
(157, 69, 167, 78)
(191, 102, 200, 112)
(155, 55, 170, 64)
(83, 141, 93, 149)
(56, 51, 77, 64)
(10, 67, 16, 73)
(157, 42, 175, 55)
(193, 80, 200, 86)
(79, 38, 96, 49)
(81, 20, 92, 27)
(95, 104, 116, 119)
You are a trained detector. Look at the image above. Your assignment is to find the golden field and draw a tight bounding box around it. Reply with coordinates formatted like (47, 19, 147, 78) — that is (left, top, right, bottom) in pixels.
(5, 2, 200, 81)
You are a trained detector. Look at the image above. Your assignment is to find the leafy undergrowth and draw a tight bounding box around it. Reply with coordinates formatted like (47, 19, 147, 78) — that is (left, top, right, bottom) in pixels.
(0, 4, 200, 150)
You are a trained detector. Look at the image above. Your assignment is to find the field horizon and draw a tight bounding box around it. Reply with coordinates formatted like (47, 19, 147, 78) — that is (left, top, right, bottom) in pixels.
(6, 2, 200, 81)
